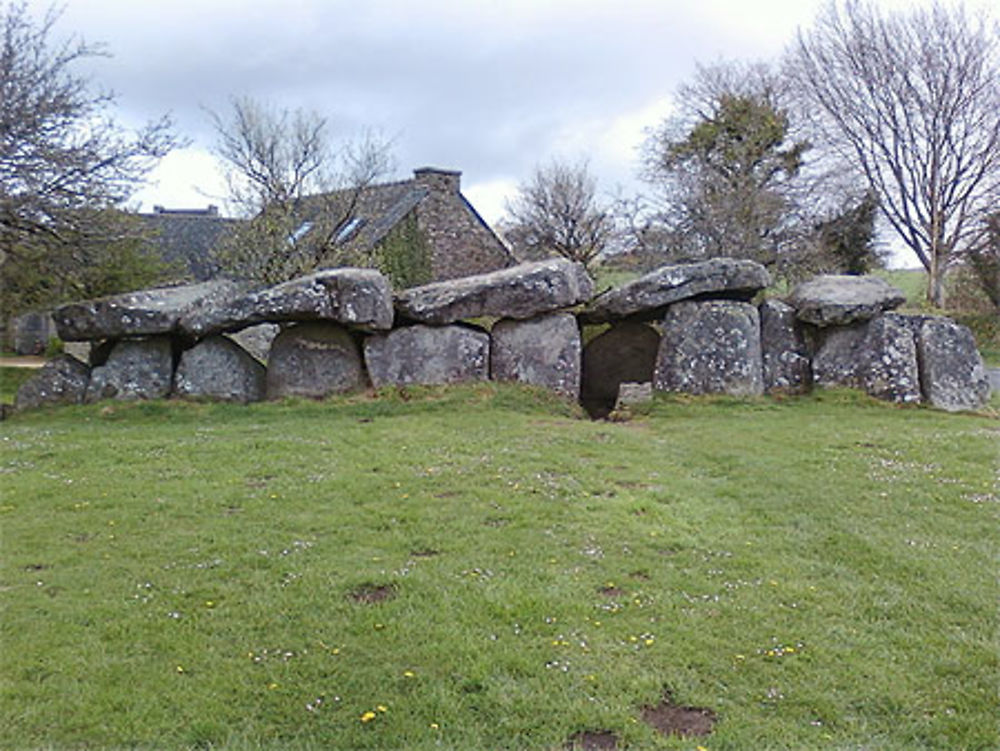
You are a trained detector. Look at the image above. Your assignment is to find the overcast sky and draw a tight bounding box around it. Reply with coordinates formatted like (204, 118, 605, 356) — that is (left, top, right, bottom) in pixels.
(22, 0, 989, 259)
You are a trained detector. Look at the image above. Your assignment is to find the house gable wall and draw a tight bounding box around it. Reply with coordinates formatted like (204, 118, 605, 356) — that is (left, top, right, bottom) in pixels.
(410, 168, 513, 281)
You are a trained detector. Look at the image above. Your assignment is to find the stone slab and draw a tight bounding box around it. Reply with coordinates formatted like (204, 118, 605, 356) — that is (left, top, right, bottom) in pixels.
(364, 324, 490, 387)
(759, 299, 811, 394)
(84, 337, 176, 403)
(490, 313, 581, 398)
(14, 354, 90, 411)
(917, 317, 991, 411)
(394, 258, 593, 325)
(654, 300, 763, 396)
(788, 274, 906, 327)
(266, 323, 366, 399)
(53, 280, 245, 341)
(180, 268, 393, 337)
(174, 335, 267, 403)
(811, 314, 921, 403)
(581, 258, 770, 323)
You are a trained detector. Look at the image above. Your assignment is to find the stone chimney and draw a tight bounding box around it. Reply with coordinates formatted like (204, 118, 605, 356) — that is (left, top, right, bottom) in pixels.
(413, 167, 461, 194)
(152, 205, 219, 217)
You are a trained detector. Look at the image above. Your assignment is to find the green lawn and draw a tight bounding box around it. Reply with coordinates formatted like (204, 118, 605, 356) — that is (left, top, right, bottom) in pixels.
(1, 385, 997, 750)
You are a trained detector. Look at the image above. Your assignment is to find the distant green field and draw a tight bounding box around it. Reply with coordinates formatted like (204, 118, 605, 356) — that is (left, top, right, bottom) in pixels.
(2, 386, 997, 750)
(873, 268, 929, 310)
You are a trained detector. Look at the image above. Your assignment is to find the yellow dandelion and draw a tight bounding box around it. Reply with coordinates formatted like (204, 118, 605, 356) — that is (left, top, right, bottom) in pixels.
(176, 665, 184, 673)
(268, 682, 279, 690)
(360, 711, 376, 723)
(376, 705, 388, 713)
(403, 670, 415, 678)
(430, 722, 440, 730)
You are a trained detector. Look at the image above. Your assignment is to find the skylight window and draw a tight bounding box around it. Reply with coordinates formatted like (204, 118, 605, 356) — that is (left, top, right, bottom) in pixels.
(289, 220, 314, 244)
(335, 217, 365, 244)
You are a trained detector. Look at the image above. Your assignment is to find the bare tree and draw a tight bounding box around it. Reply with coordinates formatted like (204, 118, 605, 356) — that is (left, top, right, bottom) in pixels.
(789, 0, 1000, 306)
(0, 1, 179, 315)
(210, 96, 393, 284)
(502, 159, 612, 271)
(638, 61, 815, 277)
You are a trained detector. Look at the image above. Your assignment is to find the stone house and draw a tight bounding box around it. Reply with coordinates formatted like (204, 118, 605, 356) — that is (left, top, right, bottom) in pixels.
(295, 167, 514, 284)
(140, 167, 513, 287)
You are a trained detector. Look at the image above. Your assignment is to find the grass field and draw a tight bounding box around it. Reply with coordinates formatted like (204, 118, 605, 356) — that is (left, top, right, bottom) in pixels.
(1, 385, 997, 750)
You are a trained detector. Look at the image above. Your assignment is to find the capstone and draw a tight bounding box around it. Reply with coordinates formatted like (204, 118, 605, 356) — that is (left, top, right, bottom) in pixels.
(394, 258, 593, 324)
(180, 268, 393, 337)
(788, 275, 906, 327)
(581, 258, 770, 323)
(53, 279, 246, 341)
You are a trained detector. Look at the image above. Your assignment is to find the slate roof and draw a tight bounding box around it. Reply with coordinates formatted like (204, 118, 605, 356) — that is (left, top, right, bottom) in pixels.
(293, 179, 430, 253)
(137, 206, 242, 282)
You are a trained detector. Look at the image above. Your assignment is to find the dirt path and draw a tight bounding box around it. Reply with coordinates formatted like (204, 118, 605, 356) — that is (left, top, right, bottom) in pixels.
(1, 356, 46, 368)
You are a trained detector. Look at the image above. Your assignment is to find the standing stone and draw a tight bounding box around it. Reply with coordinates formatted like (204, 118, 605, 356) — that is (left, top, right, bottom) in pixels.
(85, 337, 176, 403)
(788, 275, 906, 327)
(14, 355, 91, 411)
(988, 368, 1000, 392)
(654, 300, 763, 396)
(394, 258, 593, 324)
(13, 311, 55, 355)
(759, 299, 811, 394)
(581, 258, 770, 323)
(174, 336, 266, 403)
(266, 323, 365, 399)
(490, 313, 581, 398)
(811, 315, 921, 403)
(364, 324, 490, 387)
(917, 317, 991, 411)
(580, 321, 661, 418)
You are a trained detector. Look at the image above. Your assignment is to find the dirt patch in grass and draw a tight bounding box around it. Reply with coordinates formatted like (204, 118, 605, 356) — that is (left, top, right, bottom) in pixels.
(641, 692, 716, 738)
(410, 549, 439, 558)
(598, 585, 624, 597)
(348, 583, 397, 604)
(565, 729, 619, 750)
